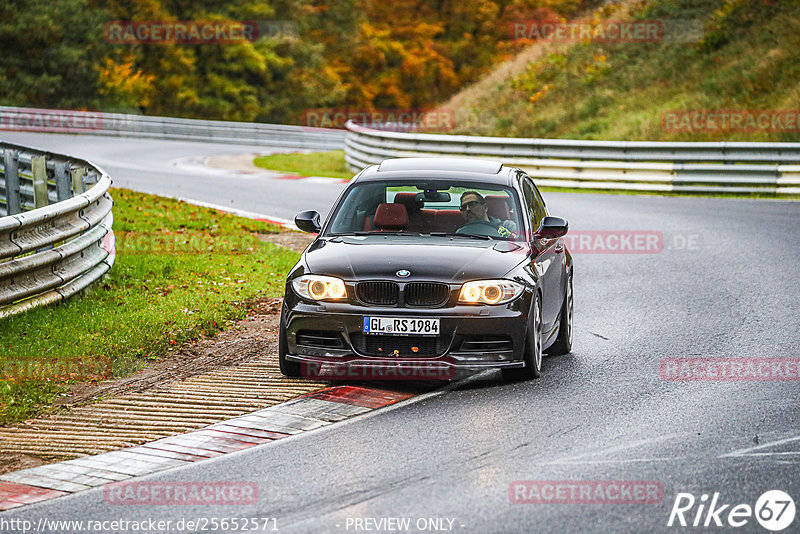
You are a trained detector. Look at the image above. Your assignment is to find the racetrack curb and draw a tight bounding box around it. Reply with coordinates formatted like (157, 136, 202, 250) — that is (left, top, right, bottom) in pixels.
(0, 385, 414, 511)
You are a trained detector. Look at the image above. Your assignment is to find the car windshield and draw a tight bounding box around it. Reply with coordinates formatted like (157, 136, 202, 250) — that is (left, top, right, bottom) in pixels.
(326, 180, 523, 240)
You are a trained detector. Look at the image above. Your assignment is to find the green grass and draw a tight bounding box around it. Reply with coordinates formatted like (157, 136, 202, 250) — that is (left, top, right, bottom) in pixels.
(0, 188, 300, 425)
(440, 0, 800, 142)
(253, 150, 353, 180)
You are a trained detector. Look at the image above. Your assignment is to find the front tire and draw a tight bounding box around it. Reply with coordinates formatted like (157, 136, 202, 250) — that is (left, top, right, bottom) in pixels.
(278, 306, 301, 378)
(502, 293, 542, 381)
(547, 271, 573, 356)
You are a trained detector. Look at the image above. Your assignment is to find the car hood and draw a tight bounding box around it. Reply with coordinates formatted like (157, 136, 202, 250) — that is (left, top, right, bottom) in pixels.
(303, 236, 529, 282)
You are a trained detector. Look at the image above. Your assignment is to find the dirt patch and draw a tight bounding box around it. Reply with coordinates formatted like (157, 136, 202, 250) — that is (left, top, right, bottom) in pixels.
(0, 452, 48, 474)
(260, 231, 316, 253)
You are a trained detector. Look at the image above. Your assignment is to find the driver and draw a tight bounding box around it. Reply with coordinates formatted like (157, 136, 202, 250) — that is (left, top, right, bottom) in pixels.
(457, 191, 516, 237)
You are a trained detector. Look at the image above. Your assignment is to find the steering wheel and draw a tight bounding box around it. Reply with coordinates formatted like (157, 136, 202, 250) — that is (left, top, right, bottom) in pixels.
(457, 220, 503, 237)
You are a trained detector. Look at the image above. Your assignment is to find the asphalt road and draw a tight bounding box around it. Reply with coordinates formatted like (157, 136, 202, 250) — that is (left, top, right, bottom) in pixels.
(2, 132, 799, 533)
(0, 132, 346, 221)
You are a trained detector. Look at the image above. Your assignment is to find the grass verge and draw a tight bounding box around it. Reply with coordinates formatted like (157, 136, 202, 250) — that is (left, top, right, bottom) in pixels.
(253, 150, 352, 179)
(0, 188, 300, 425)
(439, 0, 800, 142)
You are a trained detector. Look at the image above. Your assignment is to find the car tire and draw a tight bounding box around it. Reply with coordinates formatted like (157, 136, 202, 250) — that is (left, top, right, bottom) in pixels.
(547, 271, 573, 356)
(502, 292, 542, 381)
(278, 307, 302, 378)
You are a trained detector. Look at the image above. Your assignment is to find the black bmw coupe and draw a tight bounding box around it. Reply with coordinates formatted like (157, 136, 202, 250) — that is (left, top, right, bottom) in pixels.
(279, 158, 573, 382)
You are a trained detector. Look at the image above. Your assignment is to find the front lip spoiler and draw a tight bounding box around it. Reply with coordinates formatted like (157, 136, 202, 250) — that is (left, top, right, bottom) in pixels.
(285, 354, 524, 371)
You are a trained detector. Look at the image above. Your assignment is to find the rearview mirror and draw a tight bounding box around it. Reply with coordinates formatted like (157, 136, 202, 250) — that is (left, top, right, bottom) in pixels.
(417, 191, 451, 202)
(534, 216, 568, 239)
(295, 210, 321, 233)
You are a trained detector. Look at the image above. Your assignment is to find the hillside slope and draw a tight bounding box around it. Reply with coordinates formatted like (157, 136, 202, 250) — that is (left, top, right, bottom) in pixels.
(437, 0, 800, 142)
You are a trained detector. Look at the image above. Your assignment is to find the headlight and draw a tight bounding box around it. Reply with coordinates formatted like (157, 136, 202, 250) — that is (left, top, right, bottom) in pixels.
(458, 280, 523, 305)
(292, 275, 347, 301)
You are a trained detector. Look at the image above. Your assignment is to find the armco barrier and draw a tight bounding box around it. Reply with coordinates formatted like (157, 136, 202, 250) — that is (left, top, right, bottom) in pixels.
(345, 122, 800, 195)
(0, 141, 114, 318)
(0, 106, 345, 151)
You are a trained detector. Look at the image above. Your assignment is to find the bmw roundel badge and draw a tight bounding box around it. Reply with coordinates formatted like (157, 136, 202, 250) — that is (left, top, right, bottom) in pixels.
(396, 269, 411, 278)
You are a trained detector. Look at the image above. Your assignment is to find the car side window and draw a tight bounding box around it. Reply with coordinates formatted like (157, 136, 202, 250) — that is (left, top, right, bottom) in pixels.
(328, 183, 386, 233)
(521, 175, 547, 231)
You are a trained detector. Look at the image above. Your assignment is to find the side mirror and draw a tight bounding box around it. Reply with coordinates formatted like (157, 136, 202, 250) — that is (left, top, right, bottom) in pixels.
(534, 216, 568, 239)
(295, 210, 321, 233)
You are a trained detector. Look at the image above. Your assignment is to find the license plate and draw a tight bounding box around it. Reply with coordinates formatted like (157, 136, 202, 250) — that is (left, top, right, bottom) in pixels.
(363, 316, 440, 336)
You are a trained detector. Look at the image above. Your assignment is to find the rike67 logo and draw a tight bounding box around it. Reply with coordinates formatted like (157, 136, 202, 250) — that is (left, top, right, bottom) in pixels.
(667, 490, 795, 531)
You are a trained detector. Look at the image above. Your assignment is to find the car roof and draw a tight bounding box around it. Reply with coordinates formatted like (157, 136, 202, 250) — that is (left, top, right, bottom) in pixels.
(354, 158, 514, 186)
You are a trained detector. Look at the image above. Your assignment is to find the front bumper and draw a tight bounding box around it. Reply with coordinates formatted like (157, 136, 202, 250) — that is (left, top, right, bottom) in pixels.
(284, 296, 530, 378)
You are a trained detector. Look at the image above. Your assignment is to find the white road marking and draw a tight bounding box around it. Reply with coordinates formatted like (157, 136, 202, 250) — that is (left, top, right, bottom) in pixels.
(729, 452, 800, 457)
(720, 434, 800, 458)
(542, 433, 681, 465)
(123, 191, 301, 230)
(541, 456, 685, 465)
(176, 197, 296, 226)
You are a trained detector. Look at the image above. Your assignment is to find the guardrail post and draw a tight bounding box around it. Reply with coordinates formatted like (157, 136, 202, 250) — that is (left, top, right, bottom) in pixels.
(3, 149, 21, 215)
(31, 155, 49, 208)
(70, 166, 86, 194)
(54, 162, 71, 201)
(84, 170, 100, 187)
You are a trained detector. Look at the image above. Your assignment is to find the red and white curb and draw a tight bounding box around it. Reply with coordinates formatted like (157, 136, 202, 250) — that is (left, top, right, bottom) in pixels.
(0, 386, 414, 511)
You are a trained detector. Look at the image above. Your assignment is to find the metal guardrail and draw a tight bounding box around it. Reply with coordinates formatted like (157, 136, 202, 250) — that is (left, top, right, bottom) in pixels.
(0, 141, 114, 318)
(0, 106, 345, 151)
(345, 122, 800, 195)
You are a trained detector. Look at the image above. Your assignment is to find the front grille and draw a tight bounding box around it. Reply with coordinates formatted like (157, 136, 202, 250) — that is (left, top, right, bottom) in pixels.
(352, 334, 442, 357)
(356, 281, 399, 305)
(405, 282, 450, 307)
(296, 330, 345, 349)
(460, 335, 513, 352)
